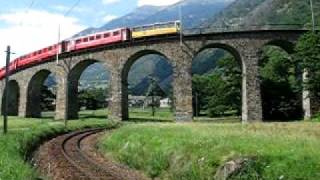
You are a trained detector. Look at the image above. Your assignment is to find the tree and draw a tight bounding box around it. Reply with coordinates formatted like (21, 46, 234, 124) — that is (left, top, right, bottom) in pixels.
(295, 32, 320, 98)
(192, 55, 241, 117)
(260, 46, 302, 120)
(40, 85, 56, 111)
(78, 88, 108, 110)
(145, 76, 166, 116)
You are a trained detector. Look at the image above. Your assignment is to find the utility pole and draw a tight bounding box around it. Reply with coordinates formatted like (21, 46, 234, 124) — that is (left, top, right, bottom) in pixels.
(146, 76, 157, 117)
(56, 24, 61, 64)
(195, 92, 199, 117)
(3, 46, 11, 134)
(150, 77, 156, 117)
(310, 0, 315, 32)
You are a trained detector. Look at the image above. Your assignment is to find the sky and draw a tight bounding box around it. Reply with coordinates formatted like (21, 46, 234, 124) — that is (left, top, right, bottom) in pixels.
(0, 0, 182, 66)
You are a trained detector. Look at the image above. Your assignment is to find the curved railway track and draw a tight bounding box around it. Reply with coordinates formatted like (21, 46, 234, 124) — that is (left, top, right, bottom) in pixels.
(34, 128, 146, 180)
(61, 129, 110, 179)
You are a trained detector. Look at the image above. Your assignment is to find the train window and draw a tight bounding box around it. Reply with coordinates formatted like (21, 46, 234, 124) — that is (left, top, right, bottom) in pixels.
(163, 24, 171, 28)
(76, 39, 81, 44)
(33, 52, 37, 56)
(89, 36, 95, 41)
(113, 31, 120, 36)
(145, 26, 152, 31)
(176, 22, 181, 28)
(104, 33, 110, 38)
(38, 50, 42, 54)
(96, 34, 101, 39)
(83, 38, 88, 42)
(155, 24, 161, 29)
(48, 46, 52, 51)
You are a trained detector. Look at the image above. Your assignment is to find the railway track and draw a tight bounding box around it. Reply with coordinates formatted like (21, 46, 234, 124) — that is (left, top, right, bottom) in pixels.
(61, 129, 112, 179)
(34, 128, 146, 180)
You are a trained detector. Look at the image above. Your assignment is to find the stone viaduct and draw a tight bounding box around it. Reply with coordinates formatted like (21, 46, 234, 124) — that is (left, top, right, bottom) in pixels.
(0, 30, 313, 122)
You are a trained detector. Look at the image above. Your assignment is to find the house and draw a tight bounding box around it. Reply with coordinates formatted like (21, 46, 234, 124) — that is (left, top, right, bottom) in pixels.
(160, 98, 171, 108)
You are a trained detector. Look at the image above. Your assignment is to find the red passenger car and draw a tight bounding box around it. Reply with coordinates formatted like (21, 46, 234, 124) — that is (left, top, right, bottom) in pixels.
(0, 59, 18, 79)
(17, 44, 59, 68)
(67, 28, 131, 52)
(0, 67, 5, 79)
(0, 28, 131, 80)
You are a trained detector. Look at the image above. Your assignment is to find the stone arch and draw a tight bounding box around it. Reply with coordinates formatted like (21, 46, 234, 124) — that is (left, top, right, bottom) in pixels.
(1, 80, 20, 116)
(192, 43, 243, 119)
(67, 59, 109, 119)
(264, 40, 295, 54)
(121, 49, 174, 120)
(26, 69, 53, 118)
(194, 43, 244, 69)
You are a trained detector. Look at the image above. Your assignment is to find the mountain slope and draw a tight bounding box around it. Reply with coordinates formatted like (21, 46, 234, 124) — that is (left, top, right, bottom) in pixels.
(136, 0, 229, 28)
(206, 0, 320, 28)
(75, 6, 164, 36)
(76, 0, 231, 36)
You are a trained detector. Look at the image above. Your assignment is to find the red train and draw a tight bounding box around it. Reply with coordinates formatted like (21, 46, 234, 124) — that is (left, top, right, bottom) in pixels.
(0, 28, 131, 79)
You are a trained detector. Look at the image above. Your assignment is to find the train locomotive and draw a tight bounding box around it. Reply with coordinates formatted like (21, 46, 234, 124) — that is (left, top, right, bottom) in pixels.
(0, 21, 181, 79)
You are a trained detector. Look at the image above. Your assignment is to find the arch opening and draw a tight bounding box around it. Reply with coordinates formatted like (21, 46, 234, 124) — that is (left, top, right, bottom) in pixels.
(122, 51, 174, 121)
(1, 80, 20, 116)
(259, 41, 303, 121)
(68, 60, 110, 119)
(192, 44, 243, 121)
(26, 70, 56, 118)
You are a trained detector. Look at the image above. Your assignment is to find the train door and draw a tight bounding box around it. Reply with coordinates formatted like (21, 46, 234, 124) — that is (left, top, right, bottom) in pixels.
(61, 41, 68, 53)
(122, 29, 131, 41)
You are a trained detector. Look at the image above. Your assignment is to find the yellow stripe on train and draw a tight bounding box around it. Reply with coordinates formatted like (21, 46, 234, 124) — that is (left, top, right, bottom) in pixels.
(132, 21, 181, 39)
(132, 27, 179, 38)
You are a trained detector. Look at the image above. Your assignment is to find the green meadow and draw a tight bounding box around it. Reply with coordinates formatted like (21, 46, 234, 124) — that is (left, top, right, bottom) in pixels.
(0, 116, 114, 179)
(99, 122, 320, 179)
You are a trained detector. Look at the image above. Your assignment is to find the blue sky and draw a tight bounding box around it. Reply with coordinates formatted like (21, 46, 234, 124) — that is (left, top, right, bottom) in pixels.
(0, 0, 182, 66)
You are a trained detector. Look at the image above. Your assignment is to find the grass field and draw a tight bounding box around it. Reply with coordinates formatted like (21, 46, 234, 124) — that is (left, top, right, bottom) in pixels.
(99, 122, 320, 180)
(2, 108, 317, 179)
(0, 116, 115, 179)
(66, 108, 238, 122)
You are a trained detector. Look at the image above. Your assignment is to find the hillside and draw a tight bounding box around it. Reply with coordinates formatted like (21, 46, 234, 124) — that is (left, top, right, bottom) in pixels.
(76, 5, 166, 37)
(206, 0, 320, 28)
(76, 0, 230, 36)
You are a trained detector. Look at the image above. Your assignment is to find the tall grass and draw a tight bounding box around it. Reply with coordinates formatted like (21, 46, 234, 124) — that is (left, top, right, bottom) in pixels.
(99, 122, 320, 179)
(0, 116, 115, 179)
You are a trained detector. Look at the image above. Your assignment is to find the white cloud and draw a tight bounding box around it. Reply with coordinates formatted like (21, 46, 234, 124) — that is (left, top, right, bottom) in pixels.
(102, 0, 120, 5)
(103, 15, 118, 23)
(138, 0, 182, 6)
(0, 10, 86, 66)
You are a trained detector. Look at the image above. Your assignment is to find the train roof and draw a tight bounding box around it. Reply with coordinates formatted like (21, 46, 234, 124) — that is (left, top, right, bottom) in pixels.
(131, 20, 181, 29)
(69, 27, 129, 41)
